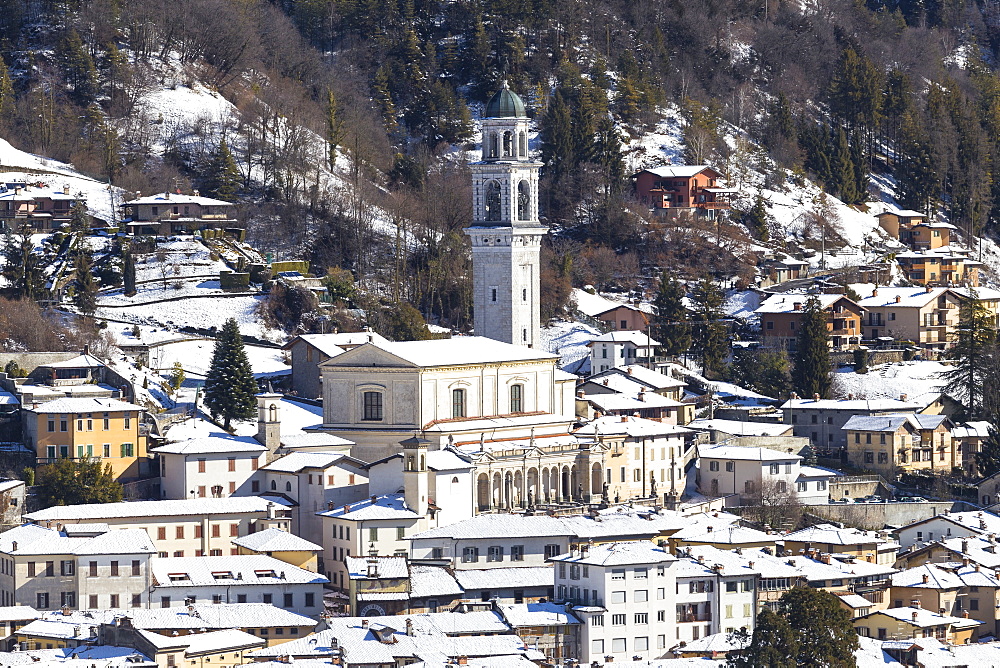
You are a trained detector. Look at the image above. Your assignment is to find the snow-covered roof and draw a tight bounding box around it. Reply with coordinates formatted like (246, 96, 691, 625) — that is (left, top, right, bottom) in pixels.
(855, 287, 951, 308)
(842, 414, 919, 432)
(231, 528, 321, 553)
(582, 392, 683, 412)
(600, 365, 686, 389)
(640, 164, 719, 178)
(781, 397, 926, 412)
(574, 414, 690, 438)
(152, 433, 265, 455)
(687, 418, 792, 437)
(409, 513, 665, 542)
(836, 593, 875, 609)
(697, 444, 801, 462)
(588, 330, 661, 346)
(345, 555, 408, 579)
(454, 566, 554, 590)
(43, 354, 106, 368)
(0, 525, 154, 556)
(38, 603, 315, 632)
(549, 541, 675, 567)
(409, 565, 463, 598)
(756, 293, 856, 314)
(797, 465, 843, 479)
(672, 524, 773, 545)
(318, 494, 422, 521)
(901, 510, 1000, 535)
(891, 562, 1000, 589)
(280, 432, 355, 449)
(784, 523, 890, 547)
(0, 606, 40, 622)
(498, 602, 580, 627)
(26, 496, 283, 521)
(952, 421, 990, 439)
(0, 391, 18, 406)
(426, 449, 474, 471)
(181, 629, 264, 655)
(150, 555, 327, 587)
(868, 606, 981, 629)
(877, 209, 926, 218)
(262, 451, 352, 473)
(327, 336, 558, 368)
(124, 192, 234, 207)
(28, 397, 143, 414)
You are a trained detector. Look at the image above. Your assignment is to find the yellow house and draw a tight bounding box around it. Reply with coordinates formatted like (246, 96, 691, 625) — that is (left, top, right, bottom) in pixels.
(24, 397, 149, 481)
(231, 527, 321, 572)
(854, 605, 980, 643)
(854, 286, 964, 349)
(843, 413, 958, 475)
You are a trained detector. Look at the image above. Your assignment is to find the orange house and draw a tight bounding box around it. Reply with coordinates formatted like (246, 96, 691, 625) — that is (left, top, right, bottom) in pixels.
(756, 294, 864, 350)
(634, 165, 735, 219)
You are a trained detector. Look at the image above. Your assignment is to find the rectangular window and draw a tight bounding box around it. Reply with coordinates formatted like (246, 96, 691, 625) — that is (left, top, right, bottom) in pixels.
(211, 524, 220, 538)
(452, 388, 466, 418)
(228, 458, 236, 472)
(510, 384, 523, 413)
(157, 527, 166, 540)
(634, 636, 649, 651)
(131, 594, 141, 608)
(511, 545, 524, 561)
(488, 546, 503, 562)
(709, 461, 719, 472)
(103, 444, 110, 458)
(634, 589, 648, 602)
(89, 561, 97, 577)
(362, 392, 383, 421)
(612, 638, 626, 653)
(592, 640, 604, 654)
(612, 613, 626, 625)
(160, 597, 170, 608)
(110, 561, 119, 576)
(635, 612, 648, 624)
(89, 594, 99, 609)
(60, 592, 75, 608)
(305, 592, 315, 607)
(47, 419, 54, 432)
(462, 547, 479, 563)
(283, 593, 293, 608)
(120, 443, 134, 457)
(263, 594, 273, 604)
(36, 593, 48, 609)
(132, 560, 140, 576)
(45, 561, 54, 577)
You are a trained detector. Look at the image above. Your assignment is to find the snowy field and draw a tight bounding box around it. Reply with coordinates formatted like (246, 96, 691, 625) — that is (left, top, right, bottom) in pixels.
(94, 293, 278, 340)
(540, 319, 601, 369)
(832, 360, 950, 402)
(132, 239, 229, 282)
(147, 339, 288, 378)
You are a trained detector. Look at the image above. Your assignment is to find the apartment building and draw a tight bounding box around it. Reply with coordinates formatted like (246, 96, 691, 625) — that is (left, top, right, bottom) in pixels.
(25, 497, 292, 558)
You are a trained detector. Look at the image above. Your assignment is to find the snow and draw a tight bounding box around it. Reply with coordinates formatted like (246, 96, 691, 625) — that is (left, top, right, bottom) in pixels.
(571, 288, 629, 317)
(94, 294, 277, 340)
(145, 339, 288, 379)
(0, 166, 123, 224)
(540, 319, 600, 370)
(723, 290, 762, 320)
(832, 361, 951, 402)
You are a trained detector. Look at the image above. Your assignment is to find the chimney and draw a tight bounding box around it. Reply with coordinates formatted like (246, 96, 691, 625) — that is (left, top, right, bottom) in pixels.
(361, 619, 369, 628)
(847, 393, 855, 400)
(576, 391, 585, 399)
(813, 393, 821, 402)
(193, 189, 200, 196)
(626, 367, 633, 375)
(922, 574, 929, 584)
(911, 599, 921, 608)
(872, 288, 878, 297)
(83, 344, 90, 356)
(895, 295, 902, 303)
(964, 610, 970, 618)
(603, 379, 609, 386)
(962, 540, 969, 553)
(926, 285, 933, 293)
(637, 390, 645, 402)
(793, 302, 802, 311)
(900, 394, 908, 402)
(912, 610, 919, 621)
(63, 184, 70, 195)
(621, 415, 628, 423)
(327, 501, 334, 511)
(405, 618, 414, 636)
(11, 541, 16, 551)
(371, 495, 377, 504)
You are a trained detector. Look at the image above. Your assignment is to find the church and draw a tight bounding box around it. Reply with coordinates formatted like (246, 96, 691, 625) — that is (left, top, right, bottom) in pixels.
(311, 85, 691, 518)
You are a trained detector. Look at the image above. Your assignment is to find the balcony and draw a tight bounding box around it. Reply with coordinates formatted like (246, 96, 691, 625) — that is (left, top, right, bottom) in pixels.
(36, 456, 103, 465)
(676, 613, 713, 623)
(831, 328, 857, 335)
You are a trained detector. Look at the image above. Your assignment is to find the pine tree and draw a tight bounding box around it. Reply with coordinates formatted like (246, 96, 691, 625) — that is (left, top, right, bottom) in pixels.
(690, 276, 727, 379)
(593, 115, 626, 192)
(72, 247, 98, 316)
(652, 272, 692, 359)
(69, 201, 90, 234)
(203, 318, 258, 430)
(55, 29, 98, 105)
(169, 361, 186, 394)
(123, 251, 136, 296)
(1, 227, 44, 300)
(325, 88, 344, 170)
(792, 296, 832, 398)
(204, 139, 240, 202)
(726, 608, 798, 668)
(944, 295, 998, 420)
(832, 127, 859, 204)
(726, 348, 791, 399)
(976, 424, 1000, 478)
(744, 193, 769, 241)
(782, 587, 859, 666)
(0, 55, 14, 131)
(541, 91, 574, 181)
(372, 65, 398, 133)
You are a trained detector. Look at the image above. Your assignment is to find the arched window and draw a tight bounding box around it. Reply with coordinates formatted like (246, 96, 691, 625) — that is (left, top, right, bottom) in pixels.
(503, 131, 513, 156)
(517, 181, 529, 221)
(285, 481, 292, 492)
(452, 389, 466, 418)
(420, 455, 425, 470)
(485, 181, 501, 222)
(270, 480, 277, 490)
(519, 131, 527, 157)
(407, 456, 415, 471)
(510, 383, 523, 413)
(489, 132, 499, 158)
(363, 391, 383, 421)
(268, 404, 278, 422)
(452, 476, 460, 484)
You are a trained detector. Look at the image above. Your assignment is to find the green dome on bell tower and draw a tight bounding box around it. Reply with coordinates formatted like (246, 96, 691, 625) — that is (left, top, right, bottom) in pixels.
(484, 81, 527, 118)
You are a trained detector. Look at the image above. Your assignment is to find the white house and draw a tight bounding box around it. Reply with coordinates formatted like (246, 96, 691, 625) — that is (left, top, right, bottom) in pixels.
(259, 451, 369, 549)
(895, 511, 1000, 550)
(153, 432, 266, 500)
(148, 555, 327, 617)
(588, 331, 660, 374)
(365, 446, 475, 528)
(696, 444, 803, 504)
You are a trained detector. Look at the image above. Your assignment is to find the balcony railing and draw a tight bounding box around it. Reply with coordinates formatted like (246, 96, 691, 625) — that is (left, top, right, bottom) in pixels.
(677, 613, 713, 623)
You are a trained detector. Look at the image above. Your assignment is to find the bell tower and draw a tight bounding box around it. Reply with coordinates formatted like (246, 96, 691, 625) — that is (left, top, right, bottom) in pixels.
(466, 83, 546, 348)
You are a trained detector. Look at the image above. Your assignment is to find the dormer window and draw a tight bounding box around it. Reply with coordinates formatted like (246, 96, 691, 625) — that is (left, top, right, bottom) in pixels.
(254, 569, 277, 578)
(167, 573, 190, 582)
(211, 571, 234, 580)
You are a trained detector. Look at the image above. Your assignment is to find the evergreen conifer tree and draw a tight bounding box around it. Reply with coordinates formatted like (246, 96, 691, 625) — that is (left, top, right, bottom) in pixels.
(652, 272, 692, 359)
(123, 250, 136, 296)
(944, 295, 997, 420)
(975, 424, 1000, 478)
(35, 458, 123, 507)
(541, 91, 574, 182)
(325, 88, 344, 170)
(690, 276, 727, 379)
(56, 29, 98, 105)
(593, 115, 626, 192)
(203, 318, 258, 430)
(782, 587, 859, 666)
(744, 193, 769, 240)
(372, 66, 398, 133)
(792, 296, 832, 398)
(832, 127, 859, 204)
(72, 247, 98, 316)
(204, 139, 240, 202)
(726, 608, 798, 668)
(0, 55, 13, 131)
(1, 226, 43, 300)
(726, 348, 791, 399)
(69, 201, 90, 234)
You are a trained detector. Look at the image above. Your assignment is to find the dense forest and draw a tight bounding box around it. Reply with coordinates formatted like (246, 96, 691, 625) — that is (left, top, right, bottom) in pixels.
(3, 0, 1000, 330)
